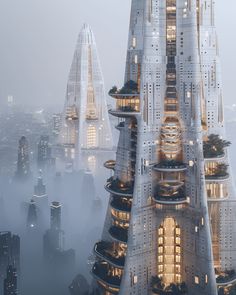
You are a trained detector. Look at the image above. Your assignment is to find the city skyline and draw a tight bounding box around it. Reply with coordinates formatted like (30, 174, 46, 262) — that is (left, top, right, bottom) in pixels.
(0, 1, 235, 107)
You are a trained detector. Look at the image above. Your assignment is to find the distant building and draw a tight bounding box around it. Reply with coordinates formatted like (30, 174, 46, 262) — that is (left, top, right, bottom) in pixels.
(37, 135, 53, 170)
(4, 265, 18, 295)
(0, 232, 20, 280)
(52, 113, 62, 137)
(43, 202, 75, 269)
(14, 136, 31, 180)
(59, 24, 113, 172)
(26, 199, 37, 230)
(50, 201, 61, 231)
(69, 274, 89, 295)
(33, 172, 48, 211)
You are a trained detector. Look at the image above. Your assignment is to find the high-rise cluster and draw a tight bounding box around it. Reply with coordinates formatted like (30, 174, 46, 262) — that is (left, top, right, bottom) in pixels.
(91, 1, 236, 294)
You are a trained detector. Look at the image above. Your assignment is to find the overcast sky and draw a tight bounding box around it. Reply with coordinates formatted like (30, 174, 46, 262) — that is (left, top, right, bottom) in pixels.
(0, 1, 235, 107)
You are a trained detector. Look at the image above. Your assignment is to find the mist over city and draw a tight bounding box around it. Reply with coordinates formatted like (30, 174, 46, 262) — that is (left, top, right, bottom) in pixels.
(0, 1, 236, 295)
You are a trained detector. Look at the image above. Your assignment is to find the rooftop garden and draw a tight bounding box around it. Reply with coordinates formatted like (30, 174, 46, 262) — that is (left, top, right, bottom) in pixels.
(151, 276, 187, 295)
(109, 80, 139, 95)
(204, 134, 231, 158)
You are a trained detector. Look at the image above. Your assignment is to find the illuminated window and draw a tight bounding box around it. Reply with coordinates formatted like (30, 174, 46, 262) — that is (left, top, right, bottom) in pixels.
(158, 218, 182, 285)
(87, 125, 97, 148)
(195, 276, 200, 285)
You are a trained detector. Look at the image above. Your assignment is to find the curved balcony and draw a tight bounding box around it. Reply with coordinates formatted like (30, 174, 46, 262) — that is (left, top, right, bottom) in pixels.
(110, 197, 132, 213)
(216, 270, 236, 288)
(109, 92, 139, 99)
(109, 226, 128, 243)
(94, 241, 125, 269)
(109, 107, 140, 118)
(153, 161, 187, 172)
(105, 178, 133, 198)
(92, 262, 121, 294)
(205, 174, 229, 183)
(104, 160, 116, 170)
(153, 194, 188, 205)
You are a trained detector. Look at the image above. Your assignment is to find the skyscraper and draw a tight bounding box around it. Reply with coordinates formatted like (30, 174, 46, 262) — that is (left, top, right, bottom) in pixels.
(37, 135, 52, 170)
(0, 232, 20, 281)
(50, 201, 61, 231)
(59, 24, 113, 172)
(33, 172, 48, 212)
(26, 199, 37, 230)
(3, 265, 18, 295)
(91, 1, 236, 294)
(15, 136, 31, 180)
(43, 202, 75, 268)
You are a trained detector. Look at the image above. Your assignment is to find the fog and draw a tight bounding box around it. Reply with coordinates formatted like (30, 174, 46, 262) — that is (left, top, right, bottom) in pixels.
(0, 1, 235, 107)
(0, 1, 236, 295)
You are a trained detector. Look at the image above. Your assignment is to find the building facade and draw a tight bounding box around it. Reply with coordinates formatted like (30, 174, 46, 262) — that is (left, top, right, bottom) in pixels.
(59, 24, 113, 173)
(91, 1, 236, 294)
(4, 265, 18, 295)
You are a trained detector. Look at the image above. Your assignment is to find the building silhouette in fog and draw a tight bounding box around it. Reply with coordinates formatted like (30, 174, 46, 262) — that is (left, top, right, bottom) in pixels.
(37, 135, 53, 170)
(0, 232, 20, 281)
(69, 274, 89, 295)
(26, 199, 37, 230)
(15, 136, 31, 180)
(50, 201, 61, 231)
(33, 172, 48, 212)
(4, 265, 18, 295)
(43, 202, 75, 268)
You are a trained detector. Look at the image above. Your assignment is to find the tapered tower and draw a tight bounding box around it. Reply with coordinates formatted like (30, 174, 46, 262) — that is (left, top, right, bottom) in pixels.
(59, 24, 113, 172)
(91, 1, 222, 294)
(198, 0, 236, 289)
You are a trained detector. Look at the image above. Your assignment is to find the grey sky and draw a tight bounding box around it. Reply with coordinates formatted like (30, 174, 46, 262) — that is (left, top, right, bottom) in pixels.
(0, 1, 235, 107)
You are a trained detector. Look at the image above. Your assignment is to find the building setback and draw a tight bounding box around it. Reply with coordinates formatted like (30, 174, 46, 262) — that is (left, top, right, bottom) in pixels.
(91, 0, 236, 294)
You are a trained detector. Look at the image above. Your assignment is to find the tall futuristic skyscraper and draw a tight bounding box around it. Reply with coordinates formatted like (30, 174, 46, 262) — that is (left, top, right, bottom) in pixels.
(91, 1, 236, 294)
(59, 24, 113, 172)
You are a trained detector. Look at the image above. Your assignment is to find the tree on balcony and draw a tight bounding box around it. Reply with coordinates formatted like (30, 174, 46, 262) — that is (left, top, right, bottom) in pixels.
(151, 276, 187, 294)
(109, 80, 139, 95)
(207, 163, 229, 178)
(203, 134, 231, 158)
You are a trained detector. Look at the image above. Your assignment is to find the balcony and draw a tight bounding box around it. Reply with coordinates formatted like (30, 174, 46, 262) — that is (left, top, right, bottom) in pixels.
(153, 194, 188, 205)
(94, 241, 125, 268)
(65, 105, 79, 121)
(216, 270, 236, 288)
(109, 226, 128, 243)
(205, 163, 229, 182)
(205, 174, 229, 182)
(110, 197, 132, 213)
(154, 184, 187, 205)
(104, 160, 116, 170)
(92, 262, 121, 294)
(109, 106, 140, 118)
(105, 177, 133, 198)
(153, 161, 187, 172)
